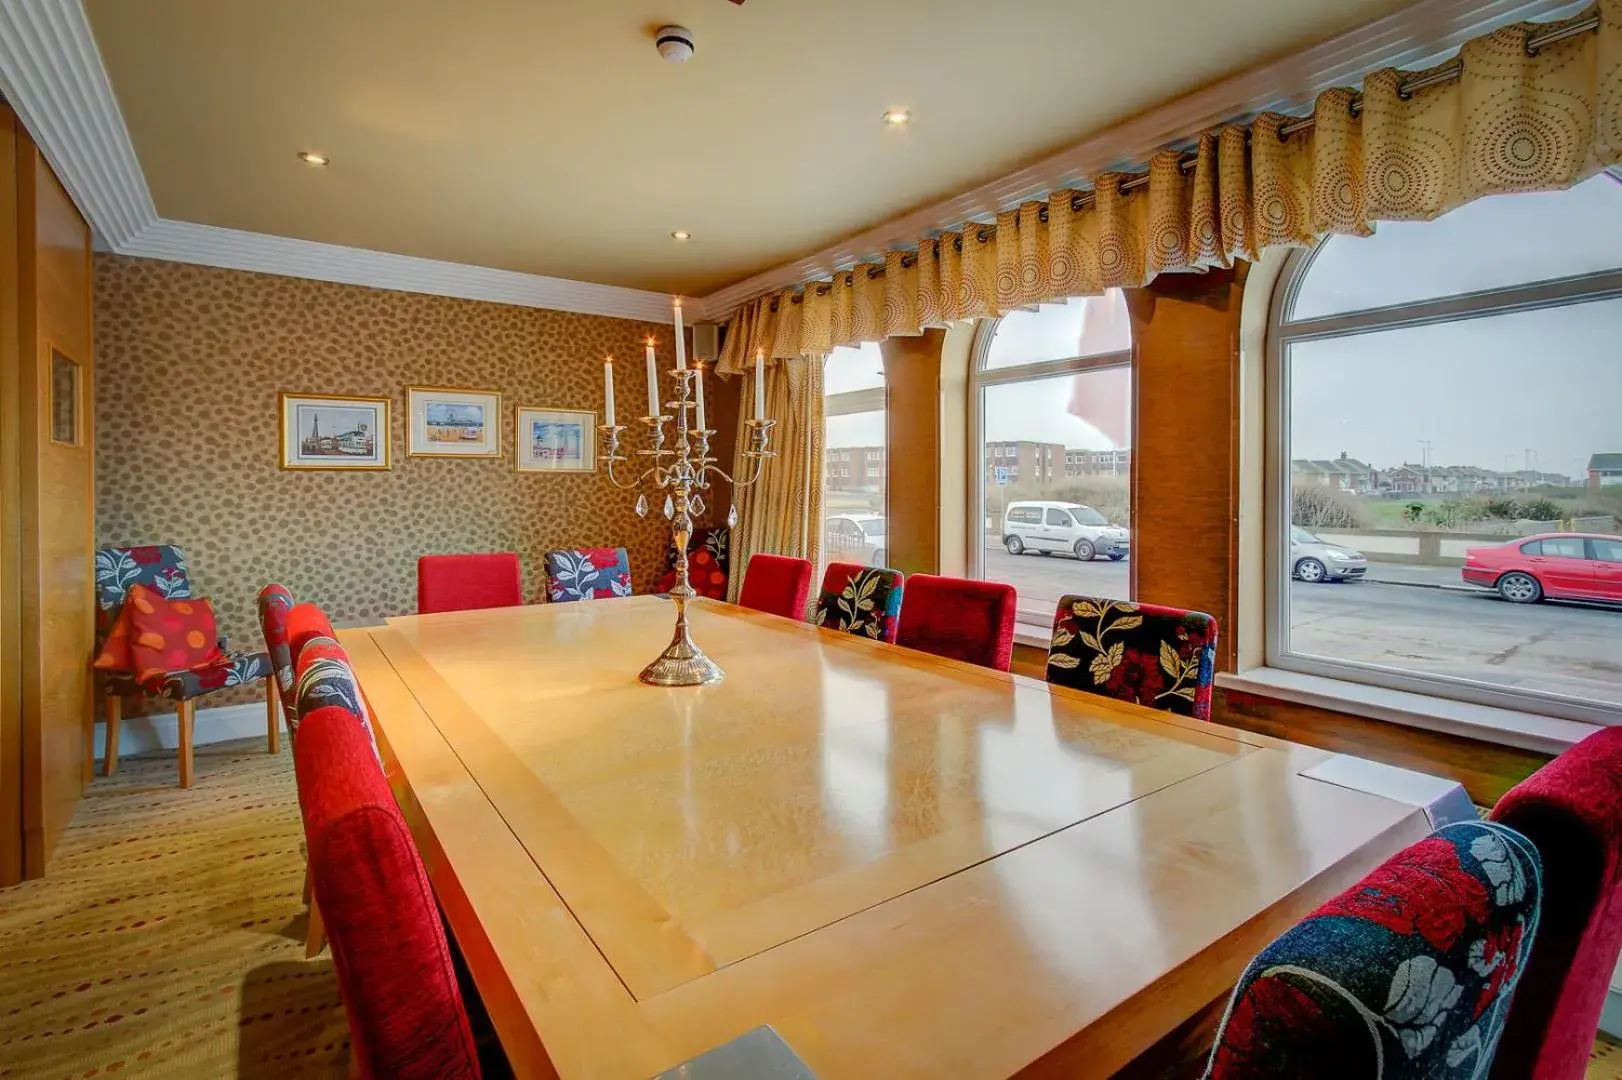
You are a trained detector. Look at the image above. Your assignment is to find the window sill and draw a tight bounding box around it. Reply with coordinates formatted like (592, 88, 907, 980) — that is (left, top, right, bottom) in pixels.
(1215, 668, 1600, 757)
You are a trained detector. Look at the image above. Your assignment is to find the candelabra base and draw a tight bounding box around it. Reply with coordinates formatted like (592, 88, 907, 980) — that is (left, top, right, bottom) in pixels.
(639, 636, 724, 687)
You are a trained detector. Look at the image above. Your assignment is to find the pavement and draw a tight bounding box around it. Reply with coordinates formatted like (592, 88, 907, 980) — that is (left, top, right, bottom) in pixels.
(981, 547, 1622, 707)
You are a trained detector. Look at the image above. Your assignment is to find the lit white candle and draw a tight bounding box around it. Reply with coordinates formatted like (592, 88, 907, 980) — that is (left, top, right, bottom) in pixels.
(645, 339, 659, 417)
(754, 348, 766, 421)
(672, 297, 687, 370)
(694, 360, 707, 431)
(603, 356, 616, 426)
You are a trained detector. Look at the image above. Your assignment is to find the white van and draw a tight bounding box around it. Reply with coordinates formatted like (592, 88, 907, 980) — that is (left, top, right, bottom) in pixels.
(1002, 501, 1129, 561)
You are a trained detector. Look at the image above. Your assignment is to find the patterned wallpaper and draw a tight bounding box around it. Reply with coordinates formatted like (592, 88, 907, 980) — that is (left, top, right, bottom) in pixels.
(95, 254, 720, 712)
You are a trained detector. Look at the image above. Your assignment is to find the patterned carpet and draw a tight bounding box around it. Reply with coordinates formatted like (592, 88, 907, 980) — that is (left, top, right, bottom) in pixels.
(0, 738, 1619, 1079)
(0, 739, 348, 1079)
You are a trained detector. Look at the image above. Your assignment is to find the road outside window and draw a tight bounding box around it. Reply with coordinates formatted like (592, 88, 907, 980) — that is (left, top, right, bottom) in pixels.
(1273, 173, 1622, 721)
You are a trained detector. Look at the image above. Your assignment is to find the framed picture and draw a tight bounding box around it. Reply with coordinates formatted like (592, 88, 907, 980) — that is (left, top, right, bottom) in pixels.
(279, 392, 391, 470)
(515, 407, 596, 473)
(407, 386, 502, 458)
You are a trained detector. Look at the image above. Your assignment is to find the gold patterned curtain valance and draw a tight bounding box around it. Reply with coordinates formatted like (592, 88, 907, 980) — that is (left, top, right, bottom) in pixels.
(717, 1, 1620, 375)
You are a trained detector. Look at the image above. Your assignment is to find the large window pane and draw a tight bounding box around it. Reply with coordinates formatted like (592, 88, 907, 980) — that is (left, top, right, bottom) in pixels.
(1289, 173, 1622, 320)
(984, 291, 1131, 370)
(981, 367, 1132, 630)
(1283, 297, 1622, 711)
(823, 343, 887, 580)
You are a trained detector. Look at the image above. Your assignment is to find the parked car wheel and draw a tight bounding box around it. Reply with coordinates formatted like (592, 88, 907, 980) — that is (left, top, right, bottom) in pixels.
(1073, 539, 1096, 561)
(1005, 536, 1025, 556)
(1295, 557, 1326, 583)
(1107, 552, 1126, 562)
(1496, 572, 1543, 604)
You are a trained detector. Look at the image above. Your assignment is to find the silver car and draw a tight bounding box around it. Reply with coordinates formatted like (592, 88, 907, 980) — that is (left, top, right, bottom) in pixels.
(824, 514, 887, 567)
(1290, 526, 1367, 583)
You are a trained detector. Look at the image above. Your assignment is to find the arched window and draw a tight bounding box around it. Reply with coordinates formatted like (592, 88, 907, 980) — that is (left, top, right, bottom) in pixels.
(971, 291, 1133, 633)
(1269, 171, 1622, 722)
(822, 343, 887, 577)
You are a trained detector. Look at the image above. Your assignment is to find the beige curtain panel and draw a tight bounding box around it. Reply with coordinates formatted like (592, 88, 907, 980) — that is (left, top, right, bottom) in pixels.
(716, 2, 1620, 370)
(725, 354, 825, 609)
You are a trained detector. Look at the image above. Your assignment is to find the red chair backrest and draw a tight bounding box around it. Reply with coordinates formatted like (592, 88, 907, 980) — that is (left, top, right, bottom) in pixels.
(294, 703, 480, 1080)
(418, 553, 523, 615)
(286, 601, 336, 664)
(738, 553, 814, 620)
(896, 574, 1017, 671)
(1489, 726, 1622, 1080)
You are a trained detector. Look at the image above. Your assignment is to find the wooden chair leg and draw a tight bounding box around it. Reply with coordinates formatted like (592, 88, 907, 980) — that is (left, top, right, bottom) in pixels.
(306, 896, 326, 958)
(303, 863, 313, 905)
(103, 696, 122, 777)
(177, 699, 195, 788)
(265, 676, 281, 755)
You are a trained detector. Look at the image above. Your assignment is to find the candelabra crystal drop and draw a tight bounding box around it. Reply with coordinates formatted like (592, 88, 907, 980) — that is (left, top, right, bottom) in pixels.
(727, 504, 738, 528)
(663, 494, 674, 520)
(690, 494, 705, 518)
(634, 493, 649, 518)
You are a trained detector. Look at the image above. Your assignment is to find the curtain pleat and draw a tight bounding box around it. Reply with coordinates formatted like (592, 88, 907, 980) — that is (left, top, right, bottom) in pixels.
(713, 2, 1620, 374)
(724, 349, 825, 608)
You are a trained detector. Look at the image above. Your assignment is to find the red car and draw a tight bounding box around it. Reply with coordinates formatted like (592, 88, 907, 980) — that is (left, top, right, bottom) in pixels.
(1461, 532, 1622, 604)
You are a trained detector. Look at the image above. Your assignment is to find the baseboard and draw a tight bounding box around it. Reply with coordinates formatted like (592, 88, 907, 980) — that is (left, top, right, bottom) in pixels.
(92, 702, 277, 759)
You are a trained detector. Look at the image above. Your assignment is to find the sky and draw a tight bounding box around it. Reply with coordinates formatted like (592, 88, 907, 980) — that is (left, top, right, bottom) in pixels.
(822, 174, 1622, 476)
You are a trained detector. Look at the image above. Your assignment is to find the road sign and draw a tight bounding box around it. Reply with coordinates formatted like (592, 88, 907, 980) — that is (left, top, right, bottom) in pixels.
(994, 466, 1010, 486)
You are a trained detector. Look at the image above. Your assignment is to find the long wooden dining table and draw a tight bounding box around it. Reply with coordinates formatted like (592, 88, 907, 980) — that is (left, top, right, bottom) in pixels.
(339, 595, 1432, 1079)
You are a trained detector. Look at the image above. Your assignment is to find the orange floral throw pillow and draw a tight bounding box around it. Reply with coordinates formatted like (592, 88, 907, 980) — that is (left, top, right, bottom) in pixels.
(124, 583, 223, 682)
(92, 602, 137, 672)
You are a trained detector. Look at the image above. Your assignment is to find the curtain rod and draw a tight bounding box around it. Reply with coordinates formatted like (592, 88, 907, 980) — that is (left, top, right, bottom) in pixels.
(768, 13, 1599, 307)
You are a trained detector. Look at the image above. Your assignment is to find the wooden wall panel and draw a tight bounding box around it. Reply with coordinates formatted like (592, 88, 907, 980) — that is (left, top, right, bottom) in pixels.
(1127, 271, 1242, 672)
(881, 330, 943, 576)
(0, 108, 22, 886)
(18, 131, 95, 877)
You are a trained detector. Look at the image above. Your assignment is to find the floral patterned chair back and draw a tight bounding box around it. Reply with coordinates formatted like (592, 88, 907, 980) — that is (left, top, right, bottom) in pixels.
(1204, 819, 1542, 1078)
(95, 545, 192, 641)
(544, 547, 633, 602)
(812, 562, 904, 644)
(1045, 595, 1217, 719)
(257, 583, 297, 721)
(652, 527, 729, 600)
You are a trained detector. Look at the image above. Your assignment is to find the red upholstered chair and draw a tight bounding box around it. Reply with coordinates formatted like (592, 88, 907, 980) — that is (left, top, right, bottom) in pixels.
(1488, 726, 1622, 1080)
(738, 553, 814, 620)
(896, 575, 1016, 671)
(294, 702, 481, 1080)
(286, 601, 337, 663)
(418, 553, 523, 614)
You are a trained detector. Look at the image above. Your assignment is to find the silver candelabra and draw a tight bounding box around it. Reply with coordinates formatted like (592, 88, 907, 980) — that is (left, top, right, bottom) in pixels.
(599, 364, 774, 686)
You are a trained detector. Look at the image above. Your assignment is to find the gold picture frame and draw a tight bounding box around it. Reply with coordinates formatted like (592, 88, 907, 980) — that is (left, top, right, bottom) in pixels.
(514, 407, 596, 473)
(278, 392, 392, 470)
(406, 385, 503, 458)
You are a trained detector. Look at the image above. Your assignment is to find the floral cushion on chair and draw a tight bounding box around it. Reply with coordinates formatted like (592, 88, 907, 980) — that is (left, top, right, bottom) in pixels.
(257, 583, 297, 697)
(652, 527, 729, 599)
(544, 547, 633, 602)
(813, 565, 904, 643)
(1045, 595, 1218, 719)
(1205, 820, 1541, 1078)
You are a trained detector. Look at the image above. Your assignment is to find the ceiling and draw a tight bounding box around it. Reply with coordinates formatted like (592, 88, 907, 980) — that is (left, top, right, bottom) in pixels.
(84, 0, 1419, 297)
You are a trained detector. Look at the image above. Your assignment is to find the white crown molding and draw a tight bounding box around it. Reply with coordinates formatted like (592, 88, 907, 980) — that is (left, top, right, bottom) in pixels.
(0, 0, 681, 324)
(121, 219, 682, 323)
(694, 0, 1591, 320)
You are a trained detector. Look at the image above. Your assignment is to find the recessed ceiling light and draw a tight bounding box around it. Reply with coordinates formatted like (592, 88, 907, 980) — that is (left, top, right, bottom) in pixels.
(671, 230, 691, 241)
(882, 109, 910, 127)
(298, 151, 329, 166)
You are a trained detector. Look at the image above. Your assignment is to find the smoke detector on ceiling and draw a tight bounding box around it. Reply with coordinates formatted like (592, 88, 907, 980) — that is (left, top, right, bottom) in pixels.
(655, 25, 694, 63)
